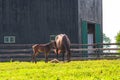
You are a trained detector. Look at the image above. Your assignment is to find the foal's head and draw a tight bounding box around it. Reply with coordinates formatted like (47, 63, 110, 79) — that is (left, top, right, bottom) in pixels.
(49, 41, 57, 49)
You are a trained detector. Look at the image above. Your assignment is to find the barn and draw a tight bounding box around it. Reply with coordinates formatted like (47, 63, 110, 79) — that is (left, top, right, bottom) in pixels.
(0, 0, 102, 44)
(0, 0, 102, 61)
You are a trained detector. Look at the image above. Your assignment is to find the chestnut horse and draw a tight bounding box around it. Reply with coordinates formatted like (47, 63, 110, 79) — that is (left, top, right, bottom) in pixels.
(32, 41, 56, 63)
(55, 34, 71, 62)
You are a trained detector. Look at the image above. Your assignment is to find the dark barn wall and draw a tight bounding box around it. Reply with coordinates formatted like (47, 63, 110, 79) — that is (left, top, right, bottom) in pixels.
(0, 0, 2, 36)
(0, 0, 78, 44)
(0, 0, 102, 44)
(30, 0, 78, 43)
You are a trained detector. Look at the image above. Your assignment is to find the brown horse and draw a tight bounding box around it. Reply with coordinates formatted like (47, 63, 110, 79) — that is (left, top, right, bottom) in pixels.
(32, 41, 56, 63)
(55, 34, 71, 62)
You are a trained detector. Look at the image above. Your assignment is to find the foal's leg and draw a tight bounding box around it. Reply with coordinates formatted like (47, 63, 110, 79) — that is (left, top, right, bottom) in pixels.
(32, 55, 35, 63)
(32, 53, 35, 63)
(32, 52, 38, 63)
(56, 48, 58, 59)
(45, 53, 48, 63)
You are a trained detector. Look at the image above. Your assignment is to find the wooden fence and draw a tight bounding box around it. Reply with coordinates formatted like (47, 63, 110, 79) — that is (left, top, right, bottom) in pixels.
(0, 43, 120, 62)
(71, 43, 120, 60)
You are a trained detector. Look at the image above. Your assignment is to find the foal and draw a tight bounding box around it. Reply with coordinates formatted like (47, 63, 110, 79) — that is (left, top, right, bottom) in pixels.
(32, 41, 56, 63)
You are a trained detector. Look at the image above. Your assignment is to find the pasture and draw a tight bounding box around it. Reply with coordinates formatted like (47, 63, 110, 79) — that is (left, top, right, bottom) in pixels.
(0, 60, 120, 80)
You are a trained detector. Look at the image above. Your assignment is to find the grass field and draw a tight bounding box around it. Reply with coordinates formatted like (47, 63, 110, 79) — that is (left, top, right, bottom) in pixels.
(0, 60, 120, 80)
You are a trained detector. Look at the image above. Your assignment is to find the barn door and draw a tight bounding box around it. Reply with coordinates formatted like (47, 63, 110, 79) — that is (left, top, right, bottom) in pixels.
(88, 33, 94, 53)
(81, 21, 88, 44)
(95, 24, 102, 44)
(81, 21, 88, 57)
(95, 24, 102, 56)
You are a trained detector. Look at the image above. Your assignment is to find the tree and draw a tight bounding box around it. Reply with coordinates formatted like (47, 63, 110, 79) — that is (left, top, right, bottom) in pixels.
(103, 33, 111, 53)
(115, 31, 120, 43)
(115, 31, 120, 53)
(103, 33, 111, 48)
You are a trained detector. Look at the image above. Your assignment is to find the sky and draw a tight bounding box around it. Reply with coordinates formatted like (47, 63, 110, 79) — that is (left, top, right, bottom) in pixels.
(103, 0, 120, 43)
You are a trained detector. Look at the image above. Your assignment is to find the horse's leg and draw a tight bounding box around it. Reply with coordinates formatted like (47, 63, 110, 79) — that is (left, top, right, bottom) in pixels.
(62, 51, 65, 62)
(64, 44, 71, 62)
(56, 48, 58, 59)
(67, 50, 71, 62)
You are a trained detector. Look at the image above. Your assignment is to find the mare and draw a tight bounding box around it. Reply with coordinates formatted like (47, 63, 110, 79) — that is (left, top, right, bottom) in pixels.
(32, 41, 56, 63)
(55, 34, 71, 62)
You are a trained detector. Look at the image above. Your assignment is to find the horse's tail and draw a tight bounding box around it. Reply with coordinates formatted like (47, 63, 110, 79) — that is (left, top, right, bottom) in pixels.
(62, 35, 71, 48)
(31, 44, 37, 63)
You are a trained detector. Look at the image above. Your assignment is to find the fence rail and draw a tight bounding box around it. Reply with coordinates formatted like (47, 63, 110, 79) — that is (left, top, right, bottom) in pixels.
(0, 43, 120, 61)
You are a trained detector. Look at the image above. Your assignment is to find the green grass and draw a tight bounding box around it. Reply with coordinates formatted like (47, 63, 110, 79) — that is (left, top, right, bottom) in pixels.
(0, 60, 120, 80)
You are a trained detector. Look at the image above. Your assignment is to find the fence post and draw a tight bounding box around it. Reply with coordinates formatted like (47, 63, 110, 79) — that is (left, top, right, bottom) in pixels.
(96, 43, 101, 58)
(82, 44, 88, 58)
